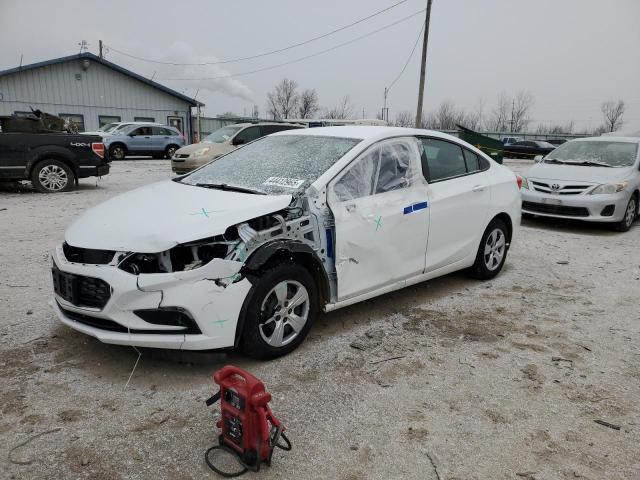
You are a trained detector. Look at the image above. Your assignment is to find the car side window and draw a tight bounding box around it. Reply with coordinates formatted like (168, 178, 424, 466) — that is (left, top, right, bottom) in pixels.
(131, 127, 151, 136)
(332, 140, 415, 201)
(234, 126, 261, 144)
(463, 149, 481, 173)
(419, 138, 467, 182)
(152, 127, 170, 136)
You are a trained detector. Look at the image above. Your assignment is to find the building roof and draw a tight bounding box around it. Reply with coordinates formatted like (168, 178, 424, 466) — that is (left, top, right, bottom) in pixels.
(0, 52, 203, 107)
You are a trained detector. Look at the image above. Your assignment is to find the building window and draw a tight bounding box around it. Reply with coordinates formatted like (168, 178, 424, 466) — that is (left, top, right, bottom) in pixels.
(98, 115, 121, 128)
(59, 113, 85, 132)
(134, 116, 155, 122)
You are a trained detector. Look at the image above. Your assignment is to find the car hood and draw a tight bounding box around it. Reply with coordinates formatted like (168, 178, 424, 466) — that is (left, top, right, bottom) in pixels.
(524, 163, 634, 182)
(65, 180, 292, 252)
(176, 143, 233, 157)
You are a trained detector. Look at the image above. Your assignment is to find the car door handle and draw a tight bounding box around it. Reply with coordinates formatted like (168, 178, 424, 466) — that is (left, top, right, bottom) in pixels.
(345, 204, 356, 212)
(472, 184, 486, 192)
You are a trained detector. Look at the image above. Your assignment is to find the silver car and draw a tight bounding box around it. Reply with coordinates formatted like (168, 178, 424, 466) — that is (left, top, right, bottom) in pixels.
(521, 136, 639, 231)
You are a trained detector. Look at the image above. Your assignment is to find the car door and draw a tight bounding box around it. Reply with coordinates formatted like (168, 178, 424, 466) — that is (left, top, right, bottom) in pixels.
(327, 137, 430, 300)
(418, 137, 491, 272)
(127, 126, 152, 153)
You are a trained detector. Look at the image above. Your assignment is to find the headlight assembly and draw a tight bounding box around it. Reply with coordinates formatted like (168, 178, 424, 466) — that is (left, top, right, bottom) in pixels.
(520, 177, 529, 189)
(590, 181, 628, 195)
(191, 147, 211, 158)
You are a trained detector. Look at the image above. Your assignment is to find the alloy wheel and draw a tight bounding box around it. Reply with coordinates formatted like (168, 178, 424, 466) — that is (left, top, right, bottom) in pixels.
(624, 198, 636, 228)
(166, 146, 177, 158)
(484, 228, 506, 271)
(38, 165, 68, 191)
(111, 146, 124, 160)
(259, 280, 310, 348)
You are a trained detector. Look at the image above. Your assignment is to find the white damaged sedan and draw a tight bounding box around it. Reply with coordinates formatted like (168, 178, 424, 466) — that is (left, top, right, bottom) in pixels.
(51, 127, 521, 359)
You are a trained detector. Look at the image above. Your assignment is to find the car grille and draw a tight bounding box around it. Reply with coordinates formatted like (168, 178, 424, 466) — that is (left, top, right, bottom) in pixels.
(173, 154, 189, 160)
(530, 181, 591, 195)
(522, 201, 590, 217)
(63, 242, 115, 264)
(52, 265, 112, 309)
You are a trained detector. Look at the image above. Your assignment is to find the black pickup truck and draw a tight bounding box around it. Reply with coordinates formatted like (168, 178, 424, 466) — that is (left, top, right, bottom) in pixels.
(0, 113, 110, 193)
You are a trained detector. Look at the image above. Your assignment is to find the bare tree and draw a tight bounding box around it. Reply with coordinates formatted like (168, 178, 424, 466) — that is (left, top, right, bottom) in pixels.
(601, 99, 625, 132)
(535, 120, 574, 135)
(324, 95, 355, 119)
(266, 78, 299, 120)
(394, 110, 414, 127)
(511, 90, 534, 132)
(298, 89, 320, 119)
(487, 92, 510, 132)
(251, 105, 259, 119)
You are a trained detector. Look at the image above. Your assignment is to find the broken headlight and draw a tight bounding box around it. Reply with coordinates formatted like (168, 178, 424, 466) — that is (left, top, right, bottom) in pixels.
(119, 234, 239, 275)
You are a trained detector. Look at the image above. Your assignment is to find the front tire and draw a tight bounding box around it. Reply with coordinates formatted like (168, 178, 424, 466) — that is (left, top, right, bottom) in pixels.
(469, 218, 509, 280)
(240, 264, 318, 360)
(31, 159, 74, 193)
(615, 195, 637, 232)
(109, 144, 126, 160)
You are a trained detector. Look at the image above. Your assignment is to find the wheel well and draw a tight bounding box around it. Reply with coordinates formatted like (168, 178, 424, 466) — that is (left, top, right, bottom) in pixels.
(109, 142, 127, 152)
(493, 212, 513, 243)
(166, 144, 180, 151)
(30, 156, 76, 179)
(633, 190, 640, 212)
(251, 249, 330, 306)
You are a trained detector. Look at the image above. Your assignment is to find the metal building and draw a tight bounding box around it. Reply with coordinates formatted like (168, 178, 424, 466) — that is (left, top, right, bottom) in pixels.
(0, 52, 202, 139)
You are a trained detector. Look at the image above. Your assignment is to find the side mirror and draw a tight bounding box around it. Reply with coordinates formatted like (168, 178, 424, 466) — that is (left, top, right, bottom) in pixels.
(534, 155, 543, 163)
(232, 137, 245, 146)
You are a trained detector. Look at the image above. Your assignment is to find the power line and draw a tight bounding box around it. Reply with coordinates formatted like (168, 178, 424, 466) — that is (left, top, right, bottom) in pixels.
(105, 0, 412, 67)
(157, 9, 426, 81)
(387, 20, 425, 93)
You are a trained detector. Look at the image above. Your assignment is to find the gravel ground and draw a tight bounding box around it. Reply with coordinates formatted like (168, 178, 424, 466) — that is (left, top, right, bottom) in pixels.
(1, 159, 639, 480)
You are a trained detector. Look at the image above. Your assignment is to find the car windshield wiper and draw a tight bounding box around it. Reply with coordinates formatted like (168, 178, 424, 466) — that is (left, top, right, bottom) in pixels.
(562, 160, 613, 168)
(195, 183, 266, 195)
(543, 158, 567, 164)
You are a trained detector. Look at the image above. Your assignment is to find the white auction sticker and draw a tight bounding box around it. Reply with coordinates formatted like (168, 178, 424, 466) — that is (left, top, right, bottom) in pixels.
(263, 177, 305, 189)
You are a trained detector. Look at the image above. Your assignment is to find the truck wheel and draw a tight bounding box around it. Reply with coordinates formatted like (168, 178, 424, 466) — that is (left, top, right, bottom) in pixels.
(614, 195, 637, 232)
(164, 145, 179, 159)
(109, 144, 126, 160)
(31, 159, 74, 193)
(240, 264, 318, 360)
(468, 218, 509, 280)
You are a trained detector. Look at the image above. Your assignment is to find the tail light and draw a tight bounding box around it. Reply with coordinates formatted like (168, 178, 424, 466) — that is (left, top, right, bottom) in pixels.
(516, 175, 523, 189)
(92, 142, 105, 159)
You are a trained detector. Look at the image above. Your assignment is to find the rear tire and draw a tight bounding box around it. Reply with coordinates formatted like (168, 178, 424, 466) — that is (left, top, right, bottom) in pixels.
(31, 159, 74, 193)
(614, 195, 637, 232)
(164, 145, 179, 159)
(469, 218, 509, 280)
(240, 263, 318, 360)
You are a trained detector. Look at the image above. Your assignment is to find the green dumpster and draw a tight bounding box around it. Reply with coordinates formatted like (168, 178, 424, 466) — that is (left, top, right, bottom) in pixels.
(456, 124, 504, 164)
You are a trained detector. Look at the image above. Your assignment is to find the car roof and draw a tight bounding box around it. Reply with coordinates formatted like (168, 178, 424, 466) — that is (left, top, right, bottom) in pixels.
(572, 136, 640, 144)
(227, 122, 303, 128)
(270, 125, 459, 142)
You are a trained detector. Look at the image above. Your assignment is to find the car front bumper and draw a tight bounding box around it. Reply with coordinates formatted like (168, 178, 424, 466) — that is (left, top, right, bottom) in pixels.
(521, 188, 630, 222)
(171, 156, 209, 174)
(50, 245, 252, 350)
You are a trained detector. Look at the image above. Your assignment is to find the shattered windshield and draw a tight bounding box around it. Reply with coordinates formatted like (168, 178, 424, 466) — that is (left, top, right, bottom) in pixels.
(546, 141, 638, 167)
(203, 126, 242, 143)
(181, 134, 360, 194)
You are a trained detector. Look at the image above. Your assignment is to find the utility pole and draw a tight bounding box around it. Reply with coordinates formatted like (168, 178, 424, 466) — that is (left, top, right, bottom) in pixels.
(415, 0, 433, 128)
(383, 87, 389, 123)
(99, 40, 103, 59)
(510, 98, 515, 133)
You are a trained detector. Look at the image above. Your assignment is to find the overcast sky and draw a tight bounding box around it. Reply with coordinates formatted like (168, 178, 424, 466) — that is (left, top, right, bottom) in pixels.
(1, 0, 638, 131)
